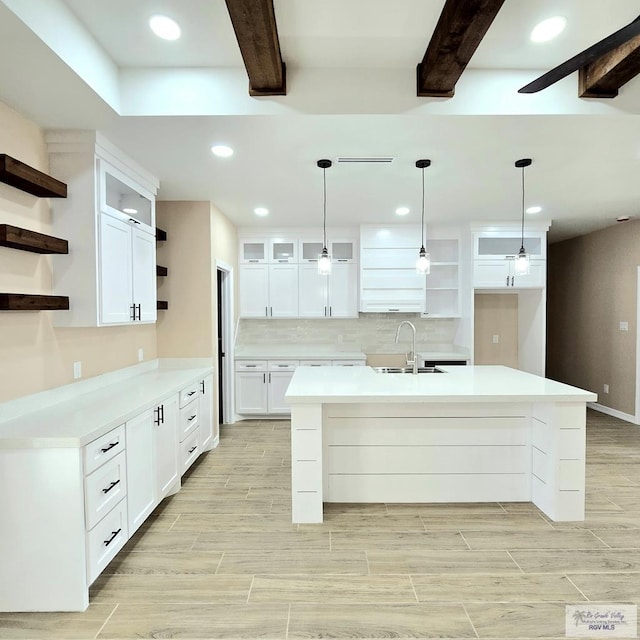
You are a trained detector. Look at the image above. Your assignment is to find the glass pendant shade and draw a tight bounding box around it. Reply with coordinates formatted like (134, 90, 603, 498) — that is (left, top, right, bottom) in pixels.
(318, 247, 332, 275)
(416, 246, 431, 274)
(514, 247, 530, 275)
(515, 158, 532, 278)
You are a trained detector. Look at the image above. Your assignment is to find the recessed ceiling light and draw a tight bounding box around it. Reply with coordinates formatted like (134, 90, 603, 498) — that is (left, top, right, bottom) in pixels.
(526, 205, 542, 214)
(149, 15, 181, 41)
(211, 144, 234, 158)
(122, 207, 138, 214)
(530, 16, 567, 43)
(395, 207, 410, 216)
(254, 207, 269, 217)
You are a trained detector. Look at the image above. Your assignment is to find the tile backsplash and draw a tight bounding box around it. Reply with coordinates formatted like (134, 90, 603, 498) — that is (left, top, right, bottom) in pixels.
(236, 314, 460, 354)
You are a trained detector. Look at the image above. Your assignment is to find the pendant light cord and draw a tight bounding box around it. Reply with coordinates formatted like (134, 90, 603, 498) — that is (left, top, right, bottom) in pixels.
(420, 165, 425, 250)
(323, 165, 327, 249)
(520, 164, 525, 252)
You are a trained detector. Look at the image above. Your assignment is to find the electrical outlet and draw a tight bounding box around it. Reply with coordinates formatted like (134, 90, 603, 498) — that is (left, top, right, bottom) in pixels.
(138, 348, 144, 362)
(604, 384, 609, 394)
(73, 362, 82, 379)
(492, 334, 499, 344)
(620, 321, 629, 331)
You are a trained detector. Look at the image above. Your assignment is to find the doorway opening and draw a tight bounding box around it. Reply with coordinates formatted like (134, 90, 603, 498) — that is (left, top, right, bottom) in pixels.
(216, 261, 234, 426)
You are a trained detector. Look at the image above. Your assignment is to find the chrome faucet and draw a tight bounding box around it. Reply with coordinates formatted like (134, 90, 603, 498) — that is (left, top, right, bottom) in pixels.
(394, 320, 418, 374)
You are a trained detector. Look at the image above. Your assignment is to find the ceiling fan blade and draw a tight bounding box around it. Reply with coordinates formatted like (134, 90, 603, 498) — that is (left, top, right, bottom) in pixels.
(518, 14, 640, 93)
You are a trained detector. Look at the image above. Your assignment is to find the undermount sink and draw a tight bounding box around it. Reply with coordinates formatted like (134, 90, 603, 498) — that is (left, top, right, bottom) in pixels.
(372, 366, 445, 374)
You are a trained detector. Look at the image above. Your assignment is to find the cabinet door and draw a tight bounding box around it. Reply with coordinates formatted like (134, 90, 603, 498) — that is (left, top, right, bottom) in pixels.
(269, 264, 298, 317)
(512, 260, 546, 288)
(239, 264, 269, 318)
(132, 227, 157, 323)
(125, 409, 157, 535)
(298, 263, 327, 318)
(235, 372, 268, 414)
(99, 214, 133, 324)
(199, 375, 215, 451)
(268, 371, 294, 414)
(154, 396, 178, 501)
(240, 239, 267, 263)
(472, 260, 510, 288)
(328, 262, 358, 318)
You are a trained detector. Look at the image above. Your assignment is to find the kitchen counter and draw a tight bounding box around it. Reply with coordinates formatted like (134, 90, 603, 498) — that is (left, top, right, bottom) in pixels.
(286, 365, 596, 525)
(235, 344, 366, 361)
(0, 359, 214, 448)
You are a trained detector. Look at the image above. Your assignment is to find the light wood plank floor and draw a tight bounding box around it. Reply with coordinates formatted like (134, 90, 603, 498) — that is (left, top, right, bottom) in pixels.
(2, 409, 640, 639)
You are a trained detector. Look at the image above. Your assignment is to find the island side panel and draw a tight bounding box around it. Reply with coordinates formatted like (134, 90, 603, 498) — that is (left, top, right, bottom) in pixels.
(323, 403, 531, 504)
(290, 404, 324, 523)
(532, 402, 586, 521)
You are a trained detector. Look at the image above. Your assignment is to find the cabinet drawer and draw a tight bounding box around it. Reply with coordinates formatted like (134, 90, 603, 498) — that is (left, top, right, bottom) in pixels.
(86, 498, 128, 584)
(268, 360, 298, 371)
(84, 425, 126, 475)
(299, 360, 332, 367)
(235, 360, 267, 372)
(179, 383, 200, 408)
(180, 403, 200, 441)
(332, 360, 365, 366)
(84, 452, 128, 530)
(181, 428, 200, 474)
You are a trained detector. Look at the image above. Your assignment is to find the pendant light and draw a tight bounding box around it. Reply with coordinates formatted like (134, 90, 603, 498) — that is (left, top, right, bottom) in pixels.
(415, 159, 431, 275)
(317, 159, 332, 275)
(514, 158, 532, 276)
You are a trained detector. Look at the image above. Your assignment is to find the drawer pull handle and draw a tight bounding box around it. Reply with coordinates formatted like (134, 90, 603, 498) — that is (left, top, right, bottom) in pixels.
(102, 480, 121, 494)
(245, 365, 257, 368)
(188, 414, 197, 422)
(188, 446, 197, 454)
(187, 391, 197, 397)
(104, 529, 121, 547)
(100, 442, 118, 453)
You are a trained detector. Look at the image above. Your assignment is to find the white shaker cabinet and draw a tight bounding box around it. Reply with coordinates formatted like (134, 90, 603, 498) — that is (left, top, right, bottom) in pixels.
(199, 374, 215, 451)
(239, 263, 299, 318)
(473, 258, 546, 289)
(125, 409, 157, 535)
(235, 360, 297, 415)
(154, 396, 179, 501)
(47, 130, 159, 327)
(298, 262, 358, 318)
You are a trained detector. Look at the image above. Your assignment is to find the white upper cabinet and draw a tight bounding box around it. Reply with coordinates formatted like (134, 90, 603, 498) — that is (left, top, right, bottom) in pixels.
(471, 224, 550, 290)
(239, 231, 357, 318)
(47, 131, 159, 327)
(424, 233, 461, 318)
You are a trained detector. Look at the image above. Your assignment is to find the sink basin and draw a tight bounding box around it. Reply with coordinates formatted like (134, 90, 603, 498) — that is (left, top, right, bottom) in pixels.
(372, 366, 445, 374)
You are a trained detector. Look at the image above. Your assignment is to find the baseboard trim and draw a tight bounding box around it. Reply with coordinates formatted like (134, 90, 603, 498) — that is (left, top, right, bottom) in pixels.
(588, 402, 639, 425)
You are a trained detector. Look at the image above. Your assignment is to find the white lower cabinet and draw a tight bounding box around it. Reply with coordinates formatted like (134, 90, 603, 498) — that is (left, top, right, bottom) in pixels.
(179, 383, 201, 474)
(125, 409, 156, 535)
(199, 374, 215, 451)
(86, 498, 128, 584)
(235, 360, 297, 415)
(154, 396, 179, 500)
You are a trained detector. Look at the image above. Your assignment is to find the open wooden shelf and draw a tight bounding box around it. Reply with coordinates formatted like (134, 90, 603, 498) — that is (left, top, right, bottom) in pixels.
(0, 224, 68, 254)
(157, 300, 168, 310)
(0, 155, 67, 198)
(156, 227, 167, 241)
(0, 293, 69, 311)
(156, 265, 168, 277)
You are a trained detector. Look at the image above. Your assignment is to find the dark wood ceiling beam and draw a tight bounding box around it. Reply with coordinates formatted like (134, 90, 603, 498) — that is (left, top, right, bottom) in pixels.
(417, 0, 506, 97)
(579, 32, 640, 98)
(224, 0, 286, 96)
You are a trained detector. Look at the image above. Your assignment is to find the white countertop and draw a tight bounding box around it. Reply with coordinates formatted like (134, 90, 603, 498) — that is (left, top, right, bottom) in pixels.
(286, 365, 598, 404)
(0, 360, 213, 449)
(234, 344, 366, 361)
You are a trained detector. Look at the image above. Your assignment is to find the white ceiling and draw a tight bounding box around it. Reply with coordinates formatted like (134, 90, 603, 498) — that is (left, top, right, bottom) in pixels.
(1, 0, 640, 242)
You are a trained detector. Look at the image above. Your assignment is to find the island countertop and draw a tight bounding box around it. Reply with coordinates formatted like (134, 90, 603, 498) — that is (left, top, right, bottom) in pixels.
(286, 365, 598, 404)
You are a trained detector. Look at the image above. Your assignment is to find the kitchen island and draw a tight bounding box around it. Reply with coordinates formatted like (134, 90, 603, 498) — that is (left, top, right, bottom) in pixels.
(285, 365, 597, 524)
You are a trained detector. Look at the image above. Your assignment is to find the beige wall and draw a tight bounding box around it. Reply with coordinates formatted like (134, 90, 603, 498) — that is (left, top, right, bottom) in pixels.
(474, 293, 519, 368)
(547, 222, 640, 415)
(156, 201, 214, 358)
(210, 202, 239, 320)
(0, 101, 156, 403)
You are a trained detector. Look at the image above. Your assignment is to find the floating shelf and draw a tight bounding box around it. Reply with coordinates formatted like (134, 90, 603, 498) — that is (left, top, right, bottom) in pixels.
(156, 265, 168, 277)
(0, 293, 69, 311)
(156, 227, 167, 241)
(0, 224, 68, 254)
(0, 154, 67, 198)
(157, 300, 168, 310)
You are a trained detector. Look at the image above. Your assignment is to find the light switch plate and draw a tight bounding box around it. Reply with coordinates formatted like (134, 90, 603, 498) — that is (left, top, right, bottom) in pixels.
(138, 348, 144, 362)
(620, 321, 629, 331)
(73, 362, 82, 379)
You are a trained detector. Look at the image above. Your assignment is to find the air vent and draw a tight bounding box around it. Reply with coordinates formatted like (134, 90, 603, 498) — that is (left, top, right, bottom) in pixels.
(336, 157, 395, 164)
